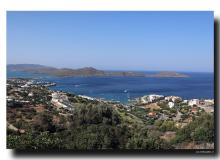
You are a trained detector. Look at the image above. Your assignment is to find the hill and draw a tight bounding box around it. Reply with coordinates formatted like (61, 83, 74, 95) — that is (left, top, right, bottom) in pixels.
(7, 64, 189, 77)
(7, 89, 171, 149)
(7, 64, 105, 77)
(7, 78, 213, 150)
(146, 71, 189, 78)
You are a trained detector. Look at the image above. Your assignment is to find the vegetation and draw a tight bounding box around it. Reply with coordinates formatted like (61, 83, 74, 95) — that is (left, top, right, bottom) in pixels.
(173, 113, 214, 144)
(6, 79, 214, 150)
(7, 102, 174, 149)
(155, 120, 177, 132)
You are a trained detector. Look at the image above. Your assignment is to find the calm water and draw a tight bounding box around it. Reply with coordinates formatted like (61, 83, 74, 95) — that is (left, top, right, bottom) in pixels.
(7, 71, 214, 103)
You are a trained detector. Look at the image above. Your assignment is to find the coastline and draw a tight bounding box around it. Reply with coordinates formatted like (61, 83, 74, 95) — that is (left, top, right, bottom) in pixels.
(7, 77, 214, 109)
(6, 78, 214, 150)
(7, 71, 214, 103)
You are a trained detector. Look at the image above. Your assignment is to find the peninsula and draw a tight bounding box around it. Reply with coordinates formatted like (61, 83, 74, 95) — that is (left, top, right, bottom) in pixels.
(7, 64, 189, 78)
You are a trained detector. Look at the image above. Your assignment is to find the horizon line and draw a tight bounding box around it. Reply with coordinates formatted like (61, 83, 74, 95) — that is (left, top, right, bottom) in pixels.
(7, 63, 214, 73)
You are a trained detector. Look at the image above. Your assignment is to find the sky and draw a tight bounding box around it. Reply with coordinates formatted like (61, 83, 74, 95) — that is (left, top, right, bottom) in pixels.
(7, 11, 214, 72)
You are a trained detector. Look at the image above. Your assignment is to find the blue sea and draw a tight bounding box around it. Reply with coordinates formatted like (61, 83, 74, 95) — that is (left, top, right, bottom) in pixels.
(7, 71, 214, 103)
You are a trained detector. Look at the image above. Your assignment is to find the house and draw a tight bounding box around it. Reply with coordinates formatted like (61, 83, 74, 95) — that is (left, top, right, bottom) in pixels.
(26, 81, 34, 85)
(7, 96, 14, 102)
(141, 94, 164, 103)
(28, 92, 34, 97)
(21, 84, 29, 88)
(199, 100, 205, 105)
(188, 99, 199, 106)
(165, 96, 182, 103)
(148, 111, 157, 118)
(51, 92, 73, 110)
(191, 107, 198, 114)
(124, 105, 131, 111)
(52, 92, 59, 99)
(182, 100, 188, 104)
(148, 94, 164, 102)
(168, 102, 175, 108)
(79, 95, 94, 101)
(204, 99, 214, 104)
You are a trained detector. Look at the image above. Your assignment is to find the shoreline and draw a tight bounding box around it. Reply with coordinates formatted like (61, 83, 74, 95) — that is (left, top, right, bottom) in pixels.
(6, 78, 215, 150)
(7, 77, 214, 105)
(7, 77, 214, 108)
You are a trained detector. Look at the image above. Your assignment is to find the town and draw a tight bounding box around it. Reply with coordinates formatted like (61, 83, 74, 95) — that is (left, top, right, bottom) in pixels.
(7, 78, 214, 149)
(7, 78, 214, 130)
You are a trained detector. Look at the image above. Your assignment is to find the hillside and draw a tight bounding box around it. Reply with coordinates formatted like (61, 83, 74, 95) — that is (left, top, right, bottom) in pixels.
(7, 64, 105, 77)
(7, 90, 172, 149)
(7, 78, 214, 150)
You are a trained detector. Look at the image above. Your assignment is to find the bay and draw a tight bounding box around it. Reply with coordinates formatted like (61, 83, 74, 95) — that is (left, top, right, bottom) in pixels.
(7, 71, 214, 103)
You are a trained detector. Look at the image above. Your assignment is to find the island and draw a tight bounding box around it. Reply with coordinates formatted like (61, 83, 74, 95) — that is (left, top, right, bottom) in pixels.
(7, 64, 189, 78)
(146, 72, 189, 78)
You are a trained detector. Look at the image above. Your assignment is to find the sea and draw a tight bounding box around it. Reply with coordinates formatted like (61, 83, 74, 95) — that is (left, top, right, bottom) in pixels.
(7, 71, 214, 104)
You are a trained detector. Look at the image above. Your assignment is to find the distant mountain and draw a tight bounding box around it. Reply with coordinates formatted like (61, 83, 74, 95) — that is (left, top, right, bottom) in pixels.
(7, 64, 57, 73)
(7, 64, 105, 77)
(7, 64, 189, 78)
(146, 71, 189, 78)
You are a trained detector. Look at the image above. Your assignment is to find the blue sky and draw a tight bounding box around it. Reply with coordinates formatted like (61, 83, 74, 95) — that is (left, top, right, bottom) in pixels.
(7, 11, 214, 72)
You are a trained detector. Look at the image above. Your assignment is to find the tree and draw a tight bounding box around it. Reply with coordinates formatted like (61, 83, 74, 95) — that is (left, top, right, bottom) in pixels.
(174, 113, 214, 144)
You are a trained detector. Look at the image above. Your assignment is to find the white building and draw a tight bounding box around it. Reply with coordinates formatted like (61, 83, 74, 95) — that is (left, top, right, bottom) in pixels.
(149, 94, 164, 102)
(204, 99, 214, 104)
(141, 94, 164, 103)
(165, 96, 182, 103)
(21, 84, 29, 88)
(188, 99, 199, 106)
(182, 100, 188, 104)
(79, 95, 94, 101)
(168, 102, 175, 108)
(52, 92, 59, 99)
(28, 92, 34, 97)
(27, 81, 34, 85)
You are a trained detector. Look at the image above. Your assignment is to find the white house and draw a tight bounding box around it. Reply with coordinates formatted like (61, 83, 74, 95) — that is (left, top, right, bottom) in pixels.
(79, 95, 94, 101)
(149, 94, 164, 102)
(52, 92, 59, 99)
(28, 92, 34, 97)
(21, 84, 29, 88)
(165, 96, 182, 103)
(141, 94, 164, 103)
(168, 102, 175, 108)
(182, 100, 188, 104)
(188, 99, 199, 106)
(204, 99, 214, 104)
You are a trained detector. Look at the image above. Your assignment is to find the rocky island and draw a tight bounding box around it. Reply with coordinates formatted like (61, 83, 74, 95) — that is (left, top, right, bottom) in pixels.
(146, 71, 189, 78)
(7, 64, 189, 78)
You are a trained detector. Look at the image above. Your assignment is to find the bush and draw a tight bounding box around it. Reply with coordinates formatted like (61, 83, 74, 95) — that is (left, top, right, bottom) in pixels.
(174, 113, 214, 144)
(159, 120, 176, 132)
